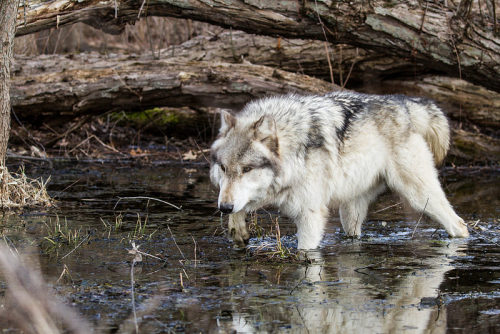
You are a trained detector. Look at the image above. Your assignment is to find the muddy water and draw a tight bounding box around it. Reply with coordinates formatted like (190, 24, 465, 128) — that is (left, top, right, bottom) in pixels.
(1, 161, 499, 333)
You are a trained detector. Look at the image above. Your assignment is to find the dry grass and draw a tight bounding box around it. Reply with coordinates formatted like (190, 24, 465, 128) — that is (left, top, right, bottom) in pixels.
(247, 215, 300, 262)
(0, 166, 52, 208)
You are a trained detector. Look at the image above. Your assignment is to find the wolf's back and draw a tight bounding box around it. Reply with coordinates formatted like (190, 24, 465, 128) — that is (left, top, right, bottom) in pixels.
(407, 100, 450, 165)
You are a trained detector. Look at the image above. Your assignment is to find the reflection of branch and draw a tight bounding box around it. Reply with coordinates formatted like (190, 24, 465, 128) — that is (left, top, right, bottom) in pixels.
(373, 201, 402, 214)
(128, 242, 142, 334)
(114, 196, 181, 210)
(61, 234, 90, 260)
(469, 221, 500, 246)
(295, 305, 311, 334)
(353, 259, 387, 276)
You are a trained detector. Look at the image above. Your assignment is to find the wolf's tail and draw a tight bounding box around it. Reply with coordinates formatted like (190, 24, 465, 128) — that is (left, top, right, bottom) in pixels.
(409, 100, 450, 165)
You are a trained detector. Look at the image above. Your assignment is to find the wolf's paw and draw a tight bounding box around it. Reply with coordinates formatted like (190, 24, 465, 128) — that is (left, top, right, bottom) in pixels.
(449, 219, 469, 238)
(342, 227, 362, 239)
(229, 228, 250, 248)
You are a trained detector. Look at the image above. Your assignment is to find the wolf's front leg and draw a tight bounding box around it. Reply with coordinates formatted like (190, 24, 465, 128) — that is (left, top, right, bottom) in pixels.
(295, 207, 328, 249)
(228, 211, 249, 248)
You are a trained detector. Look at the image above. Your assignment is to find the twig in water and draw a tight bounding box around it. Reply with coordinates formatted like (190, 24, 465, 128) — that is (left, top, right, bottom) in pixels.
(192, 235, 198, 268)
(114, 196, 181, 210)
(61, 234, 90, 260)
(468, 223, 500, 246)
(167, 225, 186, 260)
(182, 268, 190, 281)
(373, 201, 402, 214)
(128, 242, 143, 334)
(52, 178, 81, 199)
(56, 264, 72, 284)
(354, 259, 387, 275)
(412, 197, 429, 239)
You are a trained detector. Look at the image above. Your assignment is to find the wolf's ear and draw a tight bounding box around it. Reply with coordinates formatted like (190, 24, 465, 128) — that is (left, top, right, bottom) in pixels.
(252, 115, 276, 138)
(219, 110, 236, 134)
(252, 115, 279, 154)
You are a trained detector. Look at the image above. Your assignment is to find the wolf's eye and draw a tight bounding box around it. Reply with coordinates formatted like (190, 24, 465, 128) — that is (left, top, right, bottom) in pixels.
(242, 166, 253, 173)
(219, 164, 226, 173)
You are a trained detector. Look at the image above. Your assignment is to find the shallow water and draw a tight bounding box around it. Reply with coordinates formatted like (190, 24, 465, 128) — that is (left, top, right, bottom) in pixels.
(1, 161, 499, 333)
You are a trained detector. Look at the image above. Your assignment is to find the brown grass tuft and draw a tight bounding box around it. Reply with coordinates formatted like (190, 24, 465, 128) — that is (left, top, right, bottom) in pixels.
(0, 166, 52, 208)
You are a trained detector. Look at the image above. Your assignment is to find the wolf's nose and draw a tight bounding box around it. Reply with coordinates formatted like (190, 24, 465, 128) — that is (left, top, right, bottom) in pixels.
(219, 203, 234, 214)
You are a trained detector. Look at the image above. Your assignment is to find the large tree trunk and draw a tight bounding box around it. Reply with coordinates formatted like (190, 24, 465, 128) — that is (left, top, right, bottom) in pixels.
(0, 0, 19, 164)
(16, 0, 500, 92)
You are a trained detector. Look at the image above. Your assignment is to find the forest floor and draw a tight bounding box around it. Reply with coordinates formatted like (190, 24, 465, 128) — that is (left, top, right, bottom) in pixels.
(8, 111, 499, 169)
(9, 111, 212, 164)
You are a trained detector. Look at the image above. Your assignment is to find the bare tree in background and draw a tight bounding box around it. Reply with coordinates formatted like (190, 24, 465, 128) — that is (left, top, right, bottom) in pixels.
(0, 0, 19, 164)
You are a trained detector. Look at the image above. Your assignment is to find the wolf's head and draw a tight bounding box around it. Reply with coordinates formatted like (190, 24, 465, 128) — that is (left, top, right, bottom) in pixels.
(210, 110, 280, 214)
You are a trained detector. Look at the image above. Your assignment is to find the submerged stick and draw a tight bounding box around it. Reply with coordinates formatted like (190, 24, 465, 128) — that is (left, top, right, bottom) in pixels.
(167, 225, 186, 260)
(114, 196, 181, 210)
(373, 202, 402, 214)
(411, 198, 429, 239)
(61, 234, 89, 260)
(128, 242, 143, 334)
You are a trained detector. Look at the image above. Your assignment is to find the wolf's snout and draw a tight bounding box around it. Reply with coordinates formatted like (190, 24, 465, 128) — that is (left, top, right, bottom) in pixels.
(219, 203, 234, 214)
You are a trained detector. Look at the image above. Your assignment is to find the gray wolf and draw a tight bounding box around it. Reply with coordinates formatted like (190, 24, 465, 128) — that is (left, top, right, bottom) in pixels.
(209, 91, 469, 249)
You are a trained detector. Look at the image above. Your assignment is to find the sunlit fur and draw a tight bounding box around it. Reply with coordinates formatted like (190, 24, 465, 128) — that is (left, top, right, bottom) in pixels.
(210, 91, 469, 249)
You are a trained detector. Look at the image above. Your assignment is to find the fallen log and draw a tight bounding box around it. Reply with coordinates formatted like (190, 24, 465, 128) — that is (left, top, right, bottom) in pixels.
(12, 36, 500, 130)
(11, 52, 498, 164)
(15, 0, 500, 92)
(121, 30, 426, 87)
(10, 53, 336, 124)
(360, 75, 500, 129)
(449, 127, 500, 165)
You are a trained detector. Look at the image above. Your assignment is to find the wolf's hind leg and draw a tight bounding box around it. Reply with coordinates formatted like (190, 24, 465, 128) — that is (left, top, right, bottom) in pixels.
(228, 211, 250, 248)
(386, 135, 469, 238)
(339, 184, 386, 237)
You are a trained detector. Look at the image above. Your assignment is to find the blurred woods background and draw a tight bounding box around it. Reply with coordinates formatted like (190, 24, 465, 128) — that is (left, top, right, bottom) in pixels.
(14, 18, 214, 55)
(9, 0, 500, 165)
